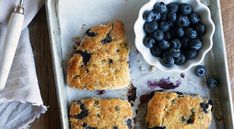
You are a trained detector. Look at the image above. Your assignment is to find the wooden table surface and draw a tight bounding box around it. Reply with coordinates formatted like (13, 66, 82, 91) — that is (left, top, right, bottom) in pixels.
(29, 1, 234, 129)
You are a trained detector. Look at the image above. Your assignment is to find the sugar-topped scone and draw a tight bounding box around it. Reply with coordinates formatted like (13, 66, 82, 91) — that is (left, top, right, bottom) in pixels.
(146, 92, 212, 129)
(69, 98, 134, 129)
(67, 21, 130, 90)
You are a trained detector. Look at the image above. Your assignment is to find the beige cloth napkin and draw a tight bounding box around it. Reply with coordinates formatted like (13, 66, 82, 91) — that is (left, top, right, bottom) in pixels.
(0, 0, 47, 129)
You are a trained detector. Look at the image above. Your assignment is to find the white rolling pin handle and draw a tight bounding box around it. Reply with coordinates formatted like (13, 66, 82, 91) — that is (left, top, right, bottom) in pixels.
(0, 13, 24, 90)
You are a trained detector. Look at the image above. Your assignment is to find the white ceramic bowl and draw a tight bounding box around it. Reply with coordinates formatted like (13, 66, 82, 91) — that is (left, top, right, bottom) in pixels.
(134, 0, 215, 72)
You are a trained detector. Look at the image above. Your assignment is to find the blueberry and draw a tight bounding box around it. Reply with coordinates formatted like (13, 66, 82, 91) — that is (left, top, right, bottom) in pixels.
(189, 38, 202, 50)
(82, 123, 87, 127)
(75, 50, 91, 65)
(180, 4, 193, 15)
(181, 37, 190, 48)
(143, 10, 161, 22)
(175, 54, 186, 65)
(154, 2, 167, 13)
(126, 119, 133, 129)
(185, 49, 198, 59)
(150, 46, 162, 57)
(185, 28, 197, 39)
(169, 48, 181, 58)
(159, 39, 170, 50)
(76, 106, 89, 119)
(195, 65, 207, 77)
(161, 55, 175, 67)
(177, 15, 190, 27)
(200, 102, 211, 113)
(207, 78, 218, 89)
(159, 21, 170, 32)
(153, 11, 162, 21)
(144, 21, 158, 33)
(143, 36, 155, 48)
(171, 39, 182, 49)
(195, 23, 206, 36)
(200, 100, 213, 113)
(153, 30, 164, 41)
(164, 32, 172, 40)
(175, 27, 185, 37)
(168, 21, 175, 28)
(189, 12, 201, 24)
(101, 33, 112, 44)
(143, 11, 155, 22)
(160, 12, 168, 21)
(187, 118, 194, 124)
(86, 29, 97, 37)
(167, 12, 177, 22)
(167, 3, 179, 12)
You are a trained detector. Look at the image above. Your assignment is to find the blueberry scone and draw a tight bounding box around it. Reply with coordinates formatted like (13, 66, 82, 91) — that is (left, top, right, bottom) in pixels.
(67, 21, 130, 90)
(69, 98, 134, 129)
(146, 92, 212, 129)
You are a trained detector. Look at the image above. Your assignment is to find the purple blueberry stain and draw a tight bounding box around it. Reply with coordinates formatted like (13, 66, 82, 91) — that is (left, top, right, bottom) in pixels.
(140, 92, 154, 104)
(147, 77, 182, 89)
(96, 90, 106, 95)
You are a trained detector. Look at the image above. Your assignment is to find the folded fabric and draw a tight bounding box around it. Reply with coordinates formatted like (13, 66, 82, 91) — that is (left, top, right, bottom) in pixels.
(0, 0, 47, 129)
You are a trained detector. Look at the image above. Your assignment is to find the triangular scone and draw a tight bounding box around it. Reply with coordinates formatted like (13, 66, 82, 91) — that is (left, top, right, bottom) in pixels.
(146, 92, 212, 129)
(67, 21, 130, 90)
(69, 98, 134, 129)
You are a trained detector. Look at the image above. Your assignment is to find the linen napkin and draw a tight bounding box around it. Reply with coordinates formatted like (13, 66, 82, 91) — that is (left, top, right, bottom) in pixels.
(0, 0, 47, 129)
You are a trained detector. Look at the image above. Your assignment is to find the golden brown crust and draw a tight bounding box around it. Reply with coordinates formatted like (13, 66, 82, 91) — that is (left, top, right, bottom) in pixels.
(69, 98, 133, 129)
(67, 21, 130, 90)
(146, 92, 212, 129)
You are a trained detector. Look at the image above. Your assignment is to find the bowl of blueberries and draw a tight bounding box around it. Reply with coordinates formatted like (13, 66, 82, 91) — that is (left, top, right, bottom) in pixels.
(134, 0, 215, 72)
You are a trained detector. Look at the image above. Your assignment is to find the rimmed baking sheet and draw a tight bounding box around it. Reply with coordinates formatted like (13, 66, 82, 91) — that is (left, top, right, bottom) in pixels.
(45, 0, 234, 128)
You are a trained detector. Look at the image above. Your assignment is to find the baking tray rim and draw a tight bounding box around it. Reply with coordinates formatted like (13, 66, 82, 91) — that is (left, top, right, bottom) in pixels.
(45, 0, 234, 129)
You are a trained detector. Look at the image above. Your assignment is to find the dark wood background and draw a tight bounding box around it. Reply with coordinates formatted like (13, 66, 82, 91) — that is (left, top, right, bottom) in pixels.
(29, 0, 234, 128)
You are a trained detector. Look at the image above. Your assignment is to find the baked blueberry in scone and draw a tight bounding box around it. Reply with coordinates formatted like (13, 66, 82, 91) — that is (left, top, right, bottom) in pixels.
(69, 98, 134, 129)
(146, 92, 212, 129)
(67, 21, 130, 90)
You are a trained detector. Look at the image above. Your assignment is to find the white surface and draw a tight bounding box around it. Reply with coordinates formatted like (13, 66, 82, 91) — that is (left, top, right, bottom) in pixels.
(134, 0, 215, 72)
(56, 0, 221, 128)
(0, 12, 24, 90)
(0, 0, 47, 129)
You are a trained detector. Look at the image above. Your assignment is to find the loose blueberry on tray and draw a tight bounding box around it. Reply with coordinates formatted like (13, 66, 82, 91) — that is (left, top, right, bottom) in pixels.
(207, 78, 218, 89)
(142, 1, 206, 67)
(195, 65, 207, 77)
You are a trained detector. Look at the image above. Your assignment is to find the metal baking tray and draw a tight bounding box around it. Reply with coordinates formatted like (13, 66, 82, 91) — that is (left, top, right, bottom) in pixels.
(45, 0, 234, 128)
